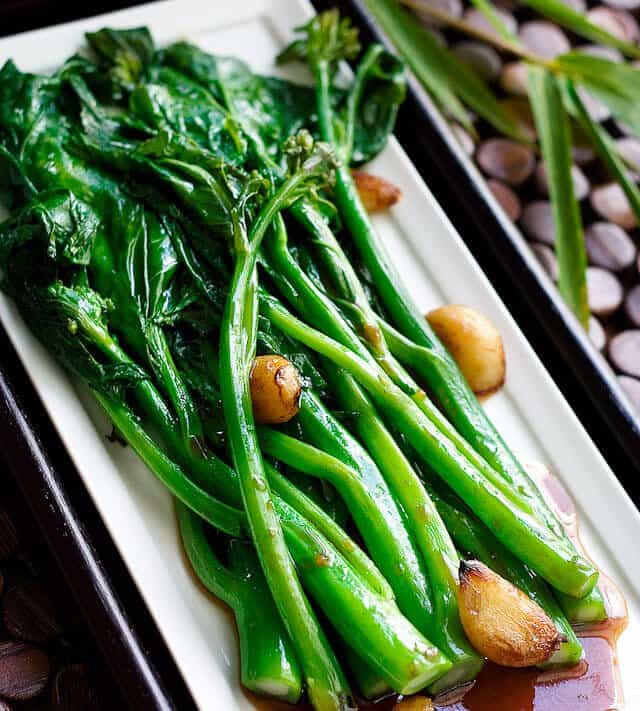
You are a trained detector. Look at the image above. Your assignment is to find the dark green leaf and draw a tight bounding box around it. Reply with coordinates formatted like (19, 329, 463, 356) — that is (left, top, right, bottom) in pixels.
(85, 27, 155, 89)
(0, 189, 98, 267)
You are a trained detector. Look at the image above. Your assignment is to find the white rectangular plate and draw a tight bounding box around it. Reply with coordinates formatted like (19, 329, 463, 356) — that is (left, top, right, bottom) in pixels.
(1, 1, 639, 708)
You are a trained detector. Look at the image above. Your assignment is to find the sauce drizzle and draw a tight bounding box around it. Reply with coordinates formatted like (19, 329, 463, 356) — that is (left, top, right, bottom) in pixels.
(246, 462, 628, 711)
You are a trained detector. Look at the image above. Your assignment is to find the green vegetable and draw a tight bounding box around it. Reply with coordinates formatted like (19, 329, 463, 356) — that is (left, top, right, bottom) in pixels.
(261, 290, 598, 597)
(278, 8, 594, 593)
(178, 504, 303, 702)
(1, 19, 615, 708)
(518, 0, 640, 59)
(217, 135, 353, 711)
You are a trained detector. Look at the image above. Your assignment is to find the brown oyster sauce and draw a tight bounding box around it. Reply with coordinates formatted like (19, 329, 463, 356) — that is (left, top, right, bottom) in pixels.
(248, 461, 628, 711)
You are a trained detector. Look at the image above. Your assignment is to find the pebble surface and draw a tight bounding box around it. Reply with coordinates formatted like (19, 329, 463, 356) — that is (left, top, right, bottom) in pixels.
(423, 0, 640, 411)
(0, 467, 121, 709)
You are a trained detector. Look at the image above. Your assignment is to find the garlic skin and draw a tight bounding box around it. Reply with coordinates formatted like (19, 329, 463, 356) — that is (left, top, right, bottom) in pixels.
(392, 696, 434, 711)
(427, 304, 506, 397)
(250, 355, 302, 424)
(352, 170, 402, 213)
(458, 560, 560, 667)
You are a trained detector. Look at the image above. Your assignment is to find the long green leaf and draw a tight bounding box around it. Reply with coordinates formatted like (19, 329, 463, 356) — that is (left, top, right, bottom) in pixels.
(566, 80, 640, 224)
(519, 0, 640, 59)
(363, 0, 531, 141)
(527, 66, 589, 328)
(554, 53, 640, 135)
(469, 0, 520, 43)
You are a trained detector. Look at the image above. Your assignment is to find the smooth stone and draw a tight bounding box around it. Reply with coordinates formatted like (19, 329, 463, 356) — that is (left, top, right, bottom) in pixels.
(531, 242, 559, 281)
(615, 137, 640, 178)
(453, 41, 503, 82)
(587, 6, 639, 42)
(589, 315, 607, 351)
(618, 375, 640, 412)
(584, 222, 636, 271)
(624, 283, 640, 327)
(0, 641, 50, 701)
(609, 330, 640, 376)
(519, 21, 570, 59)
(476, 138, 535, 186)
(576, 44, 623, 62)
(520, 201, 555, 244)
(500, 61, 529, 96)
(419, 0, 463, 26)
(487, 179, 522, 222)
(450, 123, 476, 157)
(587, 267, 624, 317)
(590, 183, 637, 230)
(603, 0, 640, 9)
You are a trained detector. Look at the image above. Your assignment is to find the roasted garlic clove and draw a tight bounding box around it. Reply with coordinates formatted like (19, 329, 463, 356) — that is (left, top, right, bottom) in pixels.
(427, 304, 506, 397)
(352, 171, 402, 213)
(458, 560, 560, 667)
(250, 355, 302, 424)
(392, 696, 434, 711)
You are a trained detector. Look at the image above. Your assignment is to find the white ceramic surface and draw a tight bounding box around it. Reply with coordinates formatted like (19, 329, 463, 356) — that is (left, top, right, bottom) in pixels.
(1, 1, 638, 708)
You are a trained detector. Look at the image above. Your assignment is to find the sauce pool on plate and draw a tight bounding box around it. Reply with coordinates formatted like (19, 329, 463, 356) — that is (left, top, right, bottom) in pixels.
(245, 462, 628, 711)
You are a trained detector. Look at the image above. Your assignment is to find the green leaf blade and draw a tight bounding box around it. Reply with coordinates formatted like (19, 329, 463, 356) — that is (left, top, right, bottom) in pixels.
(554, 53, 640, 135)
(519, 0, 640, 59)
(566, 80, 640, 226)
(527, 66, 589, 329)
(469, 0, 520, 43)
(363, 0, 531, 141)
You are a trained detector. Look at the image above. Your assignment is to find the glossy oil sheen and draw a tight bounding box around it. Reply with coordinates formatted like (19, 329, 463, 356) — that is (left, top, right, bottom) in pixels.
(248, 463, 628, 711)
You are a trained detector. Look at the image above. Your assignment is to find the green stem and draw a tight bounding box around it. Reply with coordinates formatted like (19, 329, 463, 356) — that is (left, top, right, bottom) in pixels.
(259, 424, 436, 623)
(308, 50, 585, 573)
(377, 316, 606, 622)
(265, 462, 394, 601)
(177, 504, 303, 702)
(219, 177, 351, 710)
(276, 497, 452, 694)
(421, 477, 584, 665)
(94, 391, 245, 536)
(262, 234, 482, 685)
(144, 320, 203, 441)
(261, 292, 598, 597)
